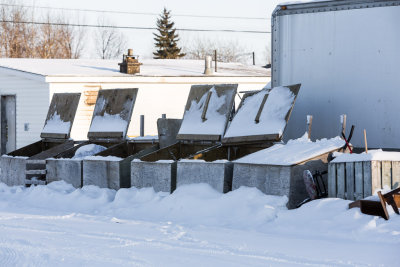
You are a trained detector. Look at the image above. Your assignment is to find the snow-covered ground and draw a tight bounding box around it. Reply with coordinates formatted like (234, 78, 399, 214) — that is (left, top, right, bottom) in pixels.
(0, 182, 398, 266)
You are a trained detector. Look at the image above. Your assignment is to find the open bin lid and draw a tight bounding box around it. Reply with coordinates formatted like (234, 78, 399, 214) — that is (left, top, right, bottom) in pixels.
(40, 93, 81, 139)
(176, 84, 237, 141)
(222, 84, 301, 144)
(88, 88, 138, 141)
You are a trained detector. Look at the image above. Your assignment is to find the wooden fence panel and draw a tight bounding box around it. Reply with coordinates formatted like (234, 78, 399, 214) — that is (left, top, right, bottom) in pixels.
(345, 162, 355, 200)
(363, 161, 372, 198)
(354, 162, 363, 200)
(337, 163, 345, 199)
(328, 163, 337, 197)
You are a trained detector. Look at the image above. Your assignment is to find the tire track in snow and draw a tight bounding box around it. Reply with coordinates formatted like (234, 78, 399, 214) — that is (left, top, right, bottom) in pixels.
(72, 222, 367, 267)
(0, 215, 379, 266)
(0, 243, 22, 267)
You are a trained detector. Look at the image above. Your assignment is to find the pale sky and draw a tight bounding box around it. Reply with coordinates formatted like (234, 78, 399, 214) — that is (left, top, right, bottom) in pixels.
(20, 0, 287, 64)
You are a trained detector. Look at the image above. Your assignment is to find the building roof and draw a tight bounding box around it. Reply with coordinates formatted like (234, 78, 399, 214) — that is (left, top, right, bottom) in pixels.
(0, 58, 270, 78)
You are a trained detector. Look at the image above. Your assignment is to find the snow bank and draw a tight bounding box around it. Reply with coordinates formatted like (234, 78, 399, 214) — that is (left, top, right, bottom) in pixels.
(0, 181, 287, 229)
(0, 183, 398, 266)
(332, 149, 400, 163)
(0, 181, 399, 242)
(236, 133, 344, 165)
(72, 144, 107, 159)
(42, 113, 71, 134)
(224, 86, 295, 138)
(178, 87, 229, 136)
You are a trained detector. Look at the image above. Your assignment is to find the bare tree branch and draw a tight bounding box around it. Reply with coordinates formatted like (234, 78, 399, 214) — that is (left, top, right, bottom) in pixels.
(182, 37, 247, 63)
(94, 16, 127, 59)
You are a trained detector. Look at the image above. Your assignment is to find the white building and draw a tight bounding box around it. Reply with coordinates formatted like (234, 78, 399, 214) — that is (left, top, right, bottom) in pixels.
(0, 58, 270, 152)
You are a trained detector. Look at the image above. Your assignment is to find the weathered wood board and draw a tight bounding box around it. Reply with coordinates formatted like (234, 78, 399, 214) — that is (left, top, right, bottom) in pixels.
(329, 160, 400, 199)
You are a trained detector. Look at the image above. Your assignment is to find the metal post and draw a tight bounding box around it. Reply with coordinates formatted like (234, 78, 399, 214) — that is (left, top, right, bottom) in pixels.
(140, 115, 144, 137)
(341, 114, 347, 137)
(204, 56, 213, 75)
(252, 52, 255, 65)
(162, 113, 166, 119)
(307, 115, 313, 140)
(214, 50, 217, 72)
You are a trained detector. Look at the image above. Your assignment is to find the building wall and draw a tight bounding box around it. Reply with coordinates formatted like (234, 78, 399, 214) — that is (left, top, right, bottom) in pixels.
(49, 78, 270, 140)
(274, 6, 400, 148)
(0, 70, 49, 149)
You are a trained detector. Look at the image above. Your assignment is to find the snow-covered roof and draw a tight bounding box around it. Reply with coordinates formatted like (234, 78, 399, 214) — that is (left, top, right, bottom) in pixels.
(0, 58, 270, 78)
(235, 134, 345, 166)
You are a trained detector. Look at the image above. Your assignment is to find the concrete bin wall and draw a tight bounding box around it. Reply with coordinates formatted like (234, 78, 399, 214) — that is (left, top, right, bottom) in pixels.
(46, 159, 82, 188)
(232, 154, 330, 209)
(0, 156, 28, 186)
(82, 144, 159, 190)
(131, 160, 177, 193)
(83, 157, 129, 190)
(177, 160, 233, 193)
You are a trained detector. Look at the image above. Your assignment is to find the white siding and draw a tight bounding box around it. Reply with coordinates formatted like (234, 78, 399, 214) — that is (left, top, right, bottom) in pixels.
(0, 70, 49, 149)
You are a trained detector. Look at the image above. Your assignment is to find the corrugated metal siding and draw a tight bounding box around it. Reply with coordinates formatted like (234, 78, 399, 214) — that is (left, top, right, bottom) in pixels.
(0, 72, 49, 149)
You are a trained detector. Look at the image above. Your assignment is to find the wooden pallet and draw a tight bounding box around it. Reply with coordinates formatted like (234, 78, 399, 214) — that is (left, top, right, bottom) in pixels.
(349, 187, 400, 220)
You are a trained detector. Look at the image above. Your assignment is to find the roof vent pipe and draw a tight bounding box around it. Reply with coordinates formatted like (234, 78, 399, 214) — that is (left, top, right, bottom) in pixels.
(204, 56, 213, 75)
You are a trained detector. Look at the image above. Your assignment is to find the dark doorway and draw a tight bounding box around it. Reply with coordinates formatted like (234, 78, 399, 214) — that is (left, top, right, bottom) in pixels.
(1, 95, 16, 154)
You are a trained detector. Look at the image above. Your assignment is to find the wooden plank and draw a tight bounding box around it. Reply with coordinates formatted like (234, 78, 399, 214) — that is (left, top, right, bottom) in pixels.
(392, 161, 400, 189)
(221, 133, 281, 144)
(371, 161, 382, 194)
(26, 159, 46, 165)
(363, 161, 372, 197)
(254, 93, 269, 123)
(328, 163, 337, 197)
(88, 131, 124, 139)
(25, 179, 46, 185)
(40, 133, 68, 140)
(28, 140, 74, 160)
(354, 162, 363, 200)
(177, 133, 221, 141)
(345, 162, 355, 200)
(381, 161, 392, 189)
(201, 91, 213, 122)
(337, 163, 345, 199)
(25, 169, 46, 175)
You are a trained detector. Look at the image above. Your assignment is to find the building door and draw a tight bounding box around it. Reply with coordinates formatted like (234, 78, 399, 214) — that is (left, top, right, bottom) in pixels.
(1, 95, 16, 154)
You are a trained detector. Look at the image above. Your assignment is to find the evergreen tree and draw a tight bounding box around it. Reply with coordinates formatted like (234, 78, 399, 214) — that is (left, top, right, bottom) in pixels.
(153, 8, 185, 59)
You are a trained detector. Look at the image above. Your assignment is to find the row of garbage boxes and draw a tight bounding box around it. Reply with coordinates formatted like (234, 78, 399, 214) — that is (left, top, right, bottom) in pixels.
(0, 84, 349, 208)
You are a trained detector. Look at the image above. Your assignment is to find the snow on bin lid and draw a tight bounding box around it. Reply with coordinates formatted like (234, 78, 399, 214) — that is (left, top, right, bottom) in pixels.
(235, 134, 345, 166)
(177, 84, 237, 141)
(41, 93, 81, 139)
(88, 88, 138, 140)
(222, 84, 300, 144)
